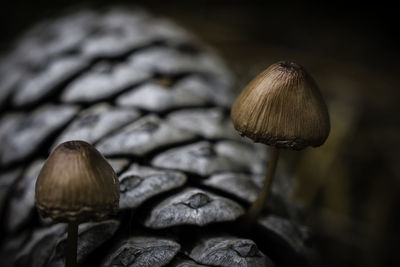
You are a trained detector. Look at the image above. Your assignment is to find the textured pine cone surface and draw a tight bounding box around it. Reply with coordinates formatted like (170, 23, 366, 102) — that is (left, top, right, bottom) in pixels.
(0, 7, 315, 267)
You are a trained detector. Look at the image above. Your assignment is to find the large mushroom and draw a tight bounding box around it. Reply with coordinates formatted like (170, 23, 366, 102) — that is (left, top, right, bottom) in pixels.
(35, 140, 120, 267)
(231, 61, 330, 225)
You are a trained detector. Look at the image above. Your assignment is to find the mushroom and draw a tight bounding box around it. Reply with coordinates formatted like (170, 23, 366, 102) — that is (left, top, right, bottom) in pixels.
(231, 61, 330, 226)
(35, 140, 119, 267)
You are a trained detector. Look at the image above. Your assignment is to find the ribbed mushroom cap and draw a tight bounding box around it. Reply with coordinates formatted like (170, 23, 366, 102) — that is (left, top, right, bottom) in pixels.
(35, 140, 119, 222)
(231, 61, 330, 150)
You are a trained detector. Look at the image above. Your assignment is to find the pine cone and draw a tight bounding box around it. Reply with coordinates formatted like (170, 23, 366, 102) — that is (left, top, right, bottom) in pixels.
(0, 6, 314, 267)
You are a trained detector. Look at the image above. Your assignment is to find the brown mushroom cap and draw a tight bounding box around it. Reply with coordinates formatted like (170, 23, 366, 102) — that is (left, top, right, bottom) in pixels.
(35, 140, 119, 222)
(231, 61, 330, 150)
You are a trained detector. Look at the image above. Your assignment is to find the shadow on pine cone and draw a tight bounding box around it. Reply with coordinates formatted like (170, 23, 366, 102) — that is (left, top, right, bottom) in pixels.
(0, 6, 316, 267)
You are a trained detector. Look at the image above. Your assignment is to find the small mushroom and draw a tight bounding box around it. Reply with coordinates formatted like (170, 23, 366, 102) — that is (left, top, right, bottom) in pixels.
(231, 61, 330, 226)
(35, 140, 119, 267)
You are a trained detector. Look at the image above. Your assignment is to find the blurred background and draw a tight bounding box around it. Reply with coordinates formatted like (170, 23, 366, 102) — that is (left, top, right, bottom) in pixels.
(1, 1, 399, 266)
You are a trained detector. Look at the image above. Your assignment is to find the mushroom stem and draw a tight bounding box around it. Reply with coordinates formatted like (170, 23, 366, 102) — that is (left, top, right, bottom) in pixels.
(245, 147, 280, 226)
(66, 221, 78, 267)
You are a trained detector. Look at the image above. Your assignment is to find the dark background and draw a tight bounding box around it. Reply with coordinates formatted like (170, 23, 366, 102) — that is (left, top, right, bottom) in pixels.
(1, 1, 399, 266)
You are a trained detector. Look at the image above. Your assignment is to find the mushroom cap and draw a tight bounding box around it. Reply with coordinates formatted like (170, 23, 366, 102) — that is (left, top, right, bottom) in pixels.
(231, 61, 330, 150)
(35, 140, 119, 222)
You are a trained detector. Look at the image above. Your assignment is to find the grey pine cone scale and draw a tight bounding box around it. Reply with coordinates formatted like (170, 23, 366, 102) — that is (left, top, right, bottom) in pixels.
(0, 6, 314, 267)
